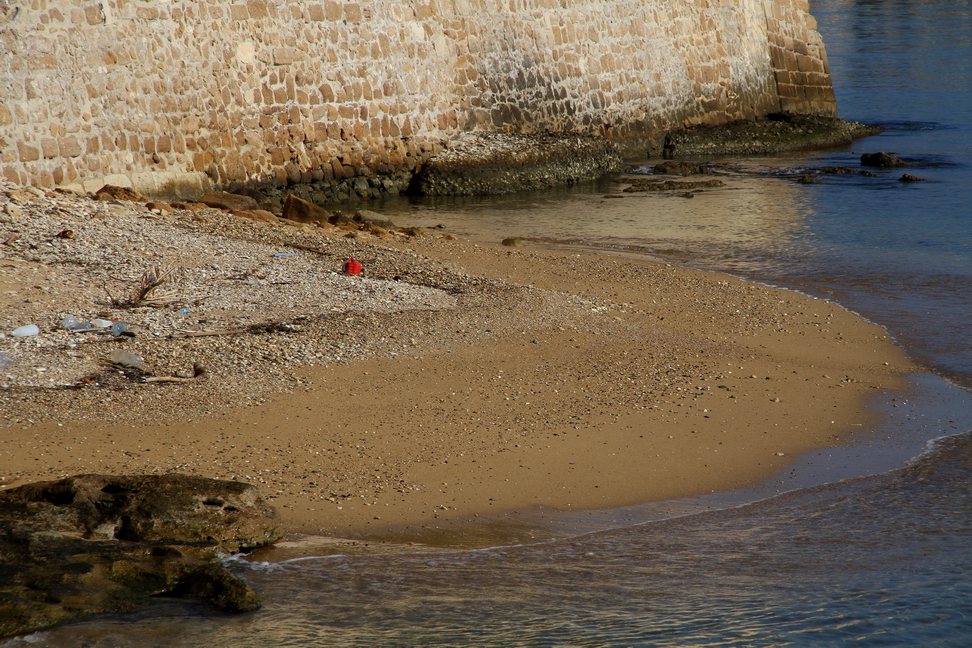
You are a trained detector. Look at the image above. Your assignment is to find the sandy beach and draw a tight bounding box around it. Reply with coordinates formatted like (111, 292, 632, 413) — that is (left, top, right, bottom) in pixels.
(0, 184, 917, 548)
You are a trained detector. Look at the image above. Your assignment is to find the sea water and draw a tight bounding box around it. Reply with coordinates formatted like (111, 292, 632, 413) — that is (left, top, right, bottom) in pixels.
(12, 1, 972, 645)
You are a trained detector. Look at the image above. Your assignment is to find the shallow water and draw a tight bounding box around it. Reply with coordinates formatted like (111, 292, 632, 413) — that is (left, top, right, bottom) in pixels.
(10, 0, 972, 645)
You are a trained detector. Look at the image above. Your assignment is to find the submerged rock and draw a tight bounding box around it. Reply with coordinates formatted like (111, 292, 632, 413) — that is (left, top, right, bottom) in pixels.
(819, 166, 878, 177)
(623, 179, 725, 192)
(860, 152, 912, 167)
(0, 474, 282, 638)
(653, 161, 709, 175)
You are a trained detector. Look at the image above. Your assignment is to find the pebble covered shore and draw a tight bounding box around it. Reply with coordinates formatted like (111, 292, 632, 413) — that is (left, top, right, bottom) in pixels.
(0, 181, 915, 546)
(0, 182, 615, 480)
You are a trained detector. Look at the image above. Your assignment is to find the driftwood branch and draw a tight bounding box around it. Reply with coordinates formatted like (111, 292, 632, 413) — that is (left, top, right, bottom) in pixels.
(170, 329, 247, 338)
(145, 363, 208, 383)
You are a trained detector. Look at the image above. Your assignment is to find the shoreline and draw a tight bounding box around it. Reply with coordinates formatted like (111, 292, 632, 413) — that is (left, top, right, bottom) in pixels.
(0, 183, 917, 551)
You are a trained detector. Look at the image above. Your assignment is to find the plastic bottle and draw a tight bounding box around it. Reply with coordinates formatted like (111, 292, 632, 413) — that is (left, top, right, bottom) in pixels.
(61, 316, 92, 330)
(108, 349, 146, 371)
(11, 324, 39, 337)
(110, 321, 128, 336)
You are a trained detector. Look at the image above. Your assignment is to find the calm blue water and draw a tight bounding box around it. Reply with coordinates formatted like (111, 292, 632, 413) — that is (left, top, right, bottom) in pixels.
(11, 1, 972, 645)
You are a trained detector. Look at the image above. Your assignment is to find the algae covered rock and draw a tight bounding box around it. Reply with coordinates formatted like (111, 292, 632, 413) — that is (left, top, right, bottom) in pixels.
(0, 474, 282, 638)
(412, 132, 623, 196)
(663, 113, 881, 157)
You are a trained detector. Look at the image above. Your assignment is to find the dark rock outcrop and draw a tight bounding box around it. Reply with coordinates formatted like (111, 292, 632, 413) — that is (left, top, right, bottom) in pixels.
(860, 152, 912, 167)
(0, 474, 281, 638)
(664, 113, 881, 157)
(411, 132, 623, 196)
(623, 179, 725, 192)
(900, 173, 926, 182)
(653, 161, 709, 175)
(819, 166, 878, 177)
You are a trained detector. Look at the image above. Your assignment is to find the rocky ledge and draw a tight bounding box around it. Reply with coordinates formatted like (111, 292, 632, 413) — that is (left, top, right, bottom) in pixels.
(663, 112, 881, 157)
(410, 132, 624, 196)
(0, 474, 281, 638)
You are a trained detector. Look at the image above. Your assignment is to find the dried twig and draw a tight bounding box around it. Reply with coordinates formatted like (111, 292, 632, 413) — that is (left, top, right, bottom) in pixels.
(145, 363, 209, 383)
(170, 329, 247, 338)
(104, 265, 202, 309)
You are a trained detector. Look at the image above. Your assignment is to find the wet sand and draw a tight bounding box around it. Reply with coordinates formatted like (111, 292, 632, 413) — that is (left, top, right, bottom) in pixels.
(0, 236, 917, 548)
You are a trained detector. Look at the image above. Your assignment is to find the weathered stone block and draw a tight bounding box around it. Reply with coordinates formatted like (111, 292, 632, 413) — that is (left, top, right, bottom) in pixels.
(18, 142, 40, 162)
(84, 4, 104, 25)
(247, 0, 270, 19)
(59, 136, 82, 158)
(273, 47, 294, 65)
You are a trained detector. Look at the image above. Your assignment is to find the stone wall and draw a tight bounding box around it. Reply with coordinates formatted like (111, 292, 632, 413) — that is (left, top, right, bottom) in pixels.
(0, 0, 837, 199)
(764, 0, 836, 115)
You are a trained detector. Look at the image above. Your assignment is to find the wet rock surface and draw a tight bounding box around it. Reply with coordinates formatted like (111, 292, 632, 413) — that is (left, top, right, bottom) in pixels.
(622, 179, 726, 192)
(652, 161, 710, 175)
(411, 132, 623, 196)
(663, 113, 880, 157)
(819, 165, 878, 177)
(861, 151, 912, 167)
(0, 474, 281, 637)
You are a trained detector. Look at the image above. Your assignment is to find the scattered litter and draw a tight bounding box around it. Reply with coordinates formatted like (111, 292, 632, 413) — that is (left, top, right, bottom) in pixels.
(91, 319, 112, 328)
(273, 253, 299, 258)
(343, 258, 362, 275)
(61, 316, 92, 330)
(11, 324, 39, 337)
(110, 321, 129, 336)
(0, 353, 14, 369)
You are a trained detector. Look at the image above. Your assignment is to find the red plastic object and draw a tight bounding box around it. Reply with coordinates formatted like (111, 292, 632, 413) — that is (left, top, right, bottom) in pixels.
(343, 258, 362, 275)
